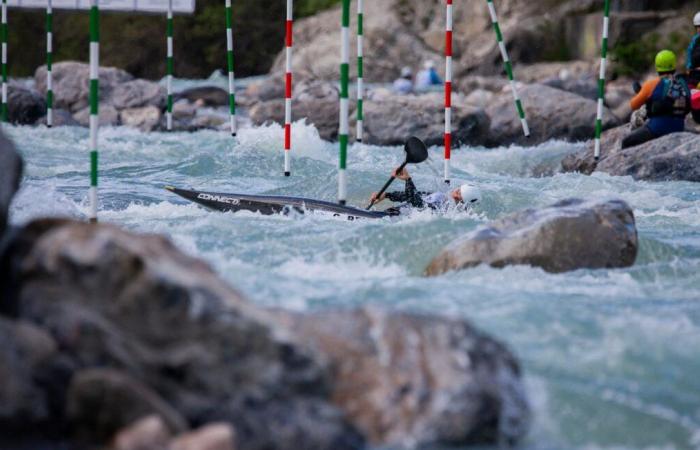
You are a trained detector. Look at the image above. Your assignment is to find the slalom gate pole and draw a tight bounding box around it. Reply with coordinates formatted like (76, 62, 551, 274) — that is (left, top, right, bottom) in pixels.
(46, 0, 53, 127)
(166, 0, 173, 130)
(444, 0, 452, 184)
(1, 0, 7, 122)
(88, 0, 99, 223)
(338, 0, 349, 205)
(356, 0, 363, 143)
(284, 0, 292, 176)
(225, 0, 236, 136)
(486, 0, 529, 137)
(594, 0, 610, 162)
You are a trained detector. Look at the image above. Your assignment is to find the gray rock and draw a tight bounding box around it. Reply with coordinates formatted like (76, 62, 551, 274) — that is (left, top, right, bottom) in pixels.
(0, 318, 58, 430)
(7, 84, 46, 125)
(67, 368, 187, 443)
(170, 423, 236, 450)
(485, 84, 621, 147)
(34, 61, 134, 113)
(364, 92, 490, 147)
(111, 415, 172, 450)
(276, 307, 530, 448)
(5, 218, 364, 450)
(0, 128, 22, 237)
(36, 109, 81, 127)
(543, 76, 598, 101)
(172, 100, 197, 119)
(426, 199, 638, 275)
(120, 106, 162, 132)
(174, 86, 229, 107)
(112, 79, 166, 110)
(73, 105, 120, 127)
(191, 114, 226, 130)
(562, 126, 700, 182)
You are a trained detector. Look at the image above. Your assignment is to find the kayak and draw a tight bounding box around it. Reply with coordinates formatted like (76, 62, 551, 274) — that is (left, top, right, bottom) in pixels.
(164, 186, 395, 220)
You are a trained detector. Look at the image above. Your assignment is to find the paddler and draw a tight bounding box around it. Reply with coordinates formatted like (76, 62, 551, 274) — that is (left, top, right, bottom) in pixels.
(369, 167, 481, 210)
(623, 50, 691, 149)
(686, 12, 700, 87)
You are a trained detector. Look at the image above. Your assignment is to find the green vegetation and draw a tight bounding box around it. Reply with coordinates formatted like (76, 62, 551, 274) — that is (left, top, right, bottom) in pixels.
(5, 0, 341, 79)
(612, 31, 689, 77)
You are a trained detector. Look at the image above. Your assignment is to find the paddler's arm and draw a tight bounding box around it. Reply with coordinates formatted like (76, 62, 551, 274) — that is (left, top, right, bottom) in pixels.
(403, 178, 425, 208)
(630, 79, 659, 111)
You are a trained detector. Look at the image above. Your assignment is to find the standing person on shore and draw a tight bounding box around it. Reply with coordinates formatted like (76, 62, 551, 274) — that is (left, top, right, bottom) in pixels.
(623, 50, 691, 149)
(686, 12, 700, 87)
(415, 60, 442, 91)
(393, 67, 414, 94)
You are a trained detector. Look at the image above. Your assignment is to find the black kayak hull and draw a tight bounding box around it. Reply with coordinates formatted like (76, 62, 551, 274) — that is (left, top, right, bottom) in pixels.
(165, 186, 393, 220)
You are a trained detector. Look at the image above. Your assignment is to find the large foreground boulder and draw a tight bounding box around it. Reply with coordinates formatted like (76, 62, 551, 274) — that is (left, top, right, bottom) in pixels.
(1, 219, 364, 450)
(562, 126, 700, 182)
(34, 62, 134, 113)
(276, 308, 530, 448)
(485, 84, 621, 147)
(426, 199, 638, 275)
(364, 91, 490, 147)
(0, 129, 22, 237)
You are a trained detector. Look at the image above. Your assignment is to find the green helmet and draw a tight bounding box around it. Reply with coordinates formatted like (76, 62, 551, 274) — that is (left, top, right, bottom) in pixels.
(655, 50, 677, 73)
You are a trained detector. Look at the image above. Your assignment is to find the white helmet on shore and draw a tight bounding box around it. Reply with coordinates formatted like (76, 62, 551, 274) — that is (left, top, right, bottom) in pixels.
(459, 183, 482, 204)
(401, 66, 413, 78)
(694, 11, 700, 26)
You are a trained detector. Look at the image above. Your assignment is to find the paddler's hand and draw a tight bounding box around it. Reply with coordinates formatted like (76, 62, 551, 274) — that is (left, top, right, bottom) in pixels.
(392, 168, 410, 181)
(370, 192, 387, 204)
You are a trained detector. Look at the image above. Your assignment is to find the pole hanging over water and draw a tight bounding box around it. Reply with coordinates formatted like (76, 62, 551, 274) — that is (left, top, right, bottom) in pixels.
(356, 0, 363, 143)
(46, 0, 54, 127)
(88, 0, 99, 223)
(165, 0, 173, 130)
(594, 0, 610, 162)
(338, 0, 349, 205)
(1, 0, 7, 122)
(284, 0, 293, 176)
(225, 0, 235, 137)
(443, 0, 452, 184)
(486, 0, 529, 138)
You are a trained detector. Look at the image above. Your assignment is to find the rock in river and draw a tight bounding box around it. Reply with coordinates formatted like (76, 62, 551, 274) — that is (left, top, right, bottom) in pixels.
(7, 84, 46, 125)
(426, 199, 638, 275)
(0, 128, 22, 237)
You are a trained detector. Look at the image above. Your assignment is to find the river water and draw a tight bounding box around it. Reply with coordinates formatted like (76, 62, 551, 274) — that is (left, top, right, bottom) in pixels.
(7, 119, 700, 450)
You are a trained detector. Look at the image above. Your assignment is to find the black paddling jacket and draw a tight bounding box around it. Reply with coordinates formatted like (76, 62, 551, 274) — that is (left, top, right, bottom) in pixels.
(386, 178, 428, 208)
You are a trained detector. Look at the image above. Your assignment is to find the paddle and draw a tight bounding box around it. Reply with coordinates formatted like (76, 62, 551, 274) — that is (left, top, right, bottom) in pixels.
(366, 136, 429, 210)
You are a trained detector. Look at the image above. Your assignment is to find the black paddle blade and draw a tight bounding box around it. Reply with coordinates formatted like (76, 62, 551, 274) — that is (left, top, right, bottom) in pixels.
(405, 136, 429, 164)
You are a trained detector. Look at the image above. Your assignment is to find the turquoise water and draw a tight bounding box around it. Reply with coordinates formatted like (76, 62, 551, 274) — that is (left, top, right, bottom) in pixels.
(7, 121, 700, 450)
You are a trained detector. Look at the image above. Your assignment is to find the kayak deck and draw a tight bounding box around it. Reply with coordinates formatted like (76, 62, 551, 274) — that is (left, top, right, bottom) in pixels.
(165, 186, 394, 220)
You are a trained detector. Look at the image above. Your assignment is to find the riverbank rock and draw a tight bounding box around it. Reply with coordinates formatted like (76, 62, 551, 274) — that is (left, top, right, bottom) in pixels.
(73, 105, 120, 127)
(485, 84, 621, 147)
(561, 126, 700, 182)
(174, 86, 229, 107)
(364, 91, 490, 147)
(276, 307, 530, 448)
(7, 84, 46, 125)
(2, 218, 364, 450)
(0, 128, 22, 237)
(120, 106, 161, 132)
(36, 109, 81, 127)
(426, 199, 638, 275)
(111, 79, 166, 110)
(34, 62, 134, 113)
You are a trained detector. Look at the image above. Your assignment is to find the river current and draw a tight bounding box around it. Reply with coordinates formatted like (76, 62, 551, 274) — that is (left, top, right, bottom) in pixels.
(7, 117, 700, 450)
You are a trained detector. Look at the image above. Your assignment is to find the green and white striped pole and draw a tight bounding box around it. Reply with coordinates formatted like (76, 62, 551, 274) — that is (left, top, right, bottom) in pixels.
(486, 0, 529, 137)
(165, 0, 173, 130)
(338, 0, 349, 205)
(225, 0, 236, 137)
(88, 0, 99, 223)
(594, 0, 610, 162)
(356, 0, 363, 143)
(46, 0, 53, 127)
(1, 0, 7, 122)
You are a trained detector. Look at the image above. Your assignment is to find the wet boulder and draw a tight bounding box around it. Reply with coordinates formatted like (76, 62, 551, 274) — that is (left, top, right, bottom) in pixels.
(120, 106, 162, 132)
(3, 218, 364, 450)
(426, 199, 638, 275)
(0, 128, 22, 237)
(562, 126, 700, 182)
(275, 307, 531, 448)
(485, 84, 620, 147)
(73, 105, 120, 127)
(34, 62, 134, 113)
(111, 79, 166, 110)
(363, 91, 491, 147)
(36, 109, 81, 127)
(174, 86, 229, 107)
(7, 84, 46, 125)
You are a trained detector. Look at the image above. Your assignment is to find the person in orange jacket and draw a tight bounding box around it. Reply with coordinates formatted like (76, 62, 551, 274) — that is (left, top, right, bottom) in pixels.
(623, 50, 691, 149)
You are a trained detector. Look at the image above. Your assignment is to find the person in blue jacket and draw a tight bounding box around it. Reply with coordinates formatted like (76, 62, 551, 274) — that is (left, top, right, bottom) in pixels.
(686, 12, 700, 86)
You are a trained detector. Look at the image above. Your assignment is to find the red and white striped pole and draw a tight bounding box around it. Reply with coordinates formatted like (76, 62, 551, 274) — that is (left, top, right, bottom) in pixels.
(444, 0, 453, 185)
(284, 0, 293, 177)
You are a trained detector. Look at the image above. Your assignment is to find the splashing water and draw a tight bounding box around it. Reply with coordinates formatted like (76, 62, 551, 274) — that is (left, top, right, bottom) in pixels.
(7, 118, 700, 450)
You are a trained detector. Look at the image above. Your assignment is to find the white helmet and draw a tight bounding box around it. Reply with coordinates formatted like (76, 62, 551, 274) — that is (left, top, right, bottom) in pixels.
(424, 60, 436, 70)
(694, 11, 700, 26)
(401, 66, 413, 78)
(459, 184, 482, 204)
